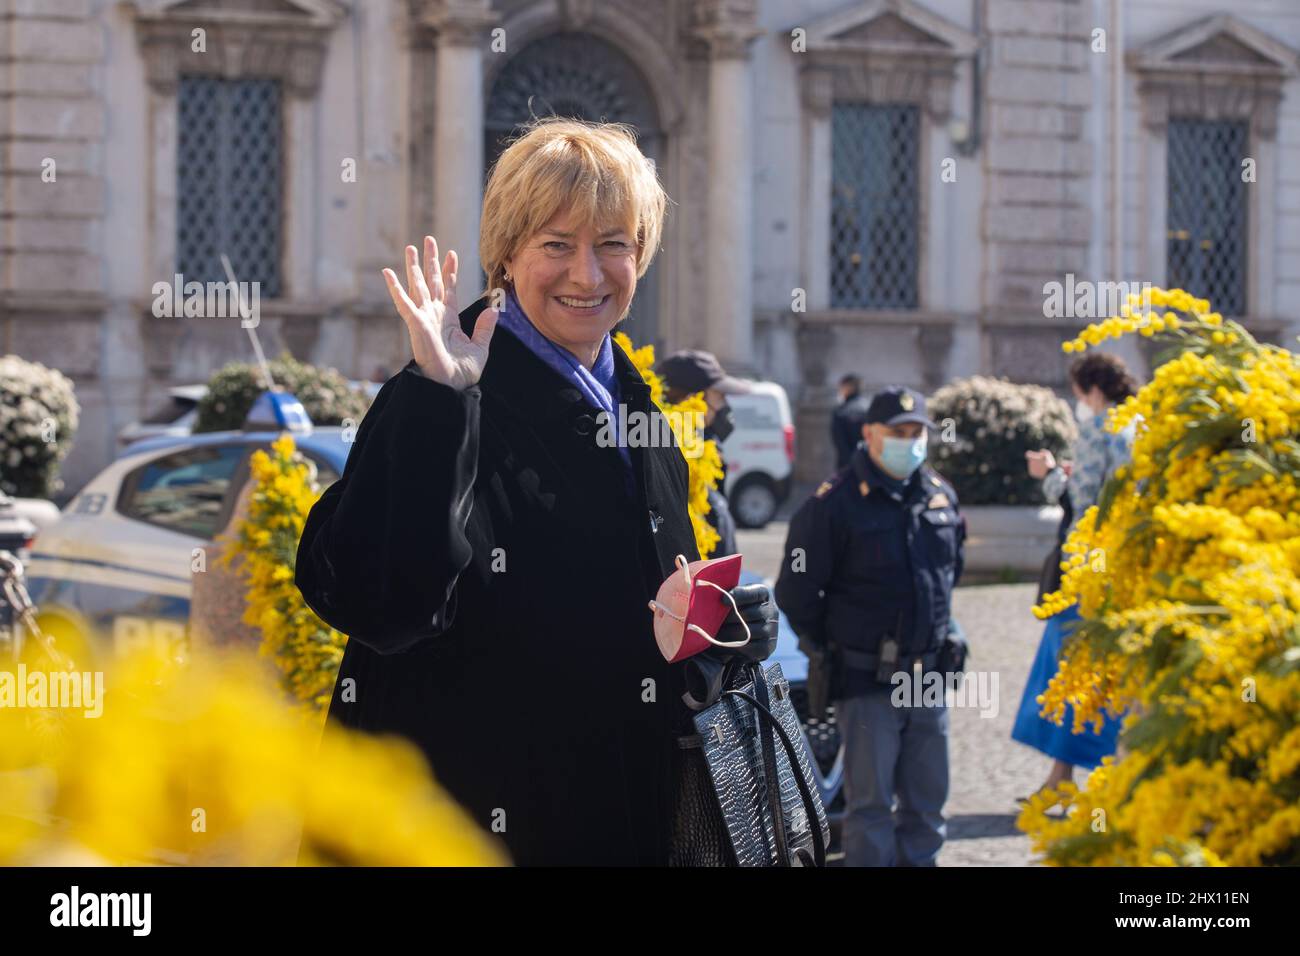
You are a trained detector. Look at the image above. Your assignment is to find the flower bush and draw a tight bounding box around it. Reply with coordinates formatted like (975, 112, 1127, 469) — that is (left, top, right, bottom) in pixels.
(1020, 287, 1300, 866)
(0, 356, 79, 498)
(927, 376, 1076, 506)
(615, 331, 726, 557)
(0, 648, 504, 865)
(195, 353, 369, 433)
(223, 434, 345, 712)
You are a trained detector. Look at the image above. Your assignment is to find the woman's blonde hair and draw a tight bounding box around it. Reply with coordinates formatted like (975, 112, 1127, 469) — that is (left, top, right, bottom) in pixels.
(480, 118, 667, 298)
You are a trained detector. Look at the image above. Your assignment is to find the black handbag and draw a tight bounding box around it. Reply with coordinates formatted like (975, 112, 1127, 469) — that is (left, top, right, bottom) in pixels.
(670, 659, 829, 866)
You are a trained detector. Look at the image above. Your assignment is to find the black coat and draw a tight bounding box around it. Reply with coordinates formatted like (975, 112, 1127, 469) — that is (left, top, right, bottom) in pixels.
(830, 394, 870, 470)
(295, 295, 701, 865)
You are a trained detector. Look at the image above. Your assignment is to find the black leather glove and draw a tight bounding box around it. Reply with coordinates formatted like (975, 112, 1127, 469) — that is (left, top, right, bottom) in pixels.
(680, 584, 779, 712)
(713, 582, 779, 664)
(682, 652, 730, 712)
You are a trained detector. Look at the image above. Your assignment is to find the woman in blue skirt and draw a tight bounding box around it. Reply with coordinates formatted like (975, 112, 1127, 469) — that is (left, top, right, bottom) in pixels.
(1015, 352, 1139, 798)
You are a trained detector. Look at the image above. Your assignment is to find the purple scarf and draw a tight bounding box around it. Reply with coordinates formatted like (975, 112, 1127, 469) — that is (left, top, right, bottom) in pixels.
(496, 287, 632, 475)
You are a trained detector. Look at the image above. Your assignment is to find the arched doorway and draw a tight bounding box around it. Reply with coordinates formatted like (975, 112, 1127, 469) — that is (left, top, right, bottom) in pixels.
(485, 31, 664, 349)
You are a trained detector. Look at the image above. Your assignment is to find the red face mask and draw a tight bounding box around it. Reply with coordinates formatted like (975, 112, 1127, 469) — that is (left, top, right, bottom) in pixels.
(648, 553, 749, 662)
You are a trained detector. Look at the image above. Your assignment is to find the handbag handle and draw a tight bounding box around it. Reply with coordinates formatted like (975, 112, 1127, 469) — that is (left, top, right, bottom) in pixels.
(750, 660, 790, 866)
(723, 668, 828, 868)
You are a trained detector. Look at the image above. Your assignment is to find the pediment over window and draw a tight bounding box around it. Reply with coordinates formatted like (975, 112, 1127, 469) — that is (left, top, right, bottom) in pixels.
(1129, 15, 1298, 139)
(1130, 14, 1297, 78)
(128, 0, 347, 96)
(135, 0, 346, 25)
(795, 0, 977, 123)
(799, 0, 977, 61)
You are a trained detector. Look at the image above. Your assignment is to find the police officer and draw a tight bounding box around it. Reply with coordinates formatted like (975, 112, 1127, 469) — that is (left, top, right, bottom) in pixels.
(775, 385, 966, 867)
(656, 350, 750, 557)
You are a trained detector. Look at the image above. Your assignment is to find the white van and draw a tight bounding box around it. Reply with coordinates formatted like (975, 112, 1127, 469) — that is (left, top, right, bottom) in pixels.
(719, 381, 795, 528)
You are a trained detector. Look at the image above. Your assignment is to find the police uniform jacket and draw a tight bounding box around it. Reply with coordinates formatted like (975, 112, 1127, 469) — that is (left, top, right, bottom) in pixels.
(775, 446, 965, 664)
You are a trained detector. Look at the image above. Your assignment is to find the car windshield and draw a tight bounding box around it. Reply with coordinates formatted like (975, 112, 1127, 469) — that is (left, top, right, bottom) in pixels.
(731, 395, 781, 429)
(140, 397, 198, 425)
(121, 445, 247, 538)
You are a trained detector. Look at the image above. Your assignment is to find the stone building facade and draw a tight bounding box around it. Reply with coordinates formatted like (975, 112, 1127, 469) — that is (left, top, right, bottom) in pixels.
(3, 0, 1300, 494)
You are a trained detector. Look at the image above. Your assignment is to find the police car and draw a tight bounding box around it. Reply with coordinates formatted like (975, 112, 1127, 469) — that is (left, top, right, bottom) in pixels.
(23, 393, 353, 665)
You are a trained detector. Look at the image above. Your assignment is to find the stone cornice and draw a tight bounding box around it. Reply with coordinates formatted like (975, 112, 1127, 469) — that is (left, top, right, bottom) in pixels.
(794, 0, 977, 124)
(796, 308, 969, 327)
(0, 292, 110, 315)
(691, 0, 763, 60)
(1129, 14, 1299, 139)
(128, 0, 347, 97)
(1128, 13, 1298, 79)
(410, 0, 500, 48)
(796, 0, 978, 60)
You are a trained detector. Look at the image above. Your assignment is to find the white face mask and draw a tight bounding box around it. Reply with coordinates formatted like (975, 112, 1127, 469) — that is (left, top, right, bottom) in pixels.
(1075, 398, 1095, 424)
(879, 432, 927, 479)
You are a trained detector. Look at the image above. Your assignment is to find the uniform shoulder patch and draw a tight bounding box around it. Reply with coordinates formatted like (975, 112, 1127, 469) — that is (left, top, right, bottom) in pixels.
(814, 470, 851, 499)
(925, 468, 955, 494)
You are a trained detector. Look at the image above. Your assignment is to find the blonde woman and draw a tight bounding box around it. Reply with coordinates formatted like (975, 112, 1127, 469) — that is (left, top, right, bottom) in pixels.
(296, 119, 777, 866)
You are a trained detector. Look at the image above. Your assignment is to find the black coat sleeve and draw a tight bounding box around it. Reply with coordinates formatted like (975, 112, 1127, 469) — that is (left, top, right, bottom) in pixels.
(830, 409, 851, 471)
(773, 492, 840, 646)
(704, 486, 738, 557)
(295, 362, 480, 654)
(830, 400, 866, 471)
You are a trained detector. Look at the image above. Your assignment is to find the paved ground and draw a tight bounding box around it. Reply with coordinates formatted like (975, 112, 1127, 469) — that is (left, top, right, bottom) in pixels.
(737, 520, 1047, 866)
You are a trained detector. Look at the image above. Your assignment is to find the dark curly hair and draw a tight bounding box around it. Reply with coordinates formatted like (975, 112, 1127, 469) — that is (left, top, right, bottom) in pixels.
(1069, 351, 1139, 404)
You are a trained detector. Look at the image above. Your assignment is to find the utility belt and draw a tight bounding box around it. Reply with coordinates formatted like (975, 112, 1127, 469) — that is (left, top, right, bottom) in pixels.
(839, 645, 942, 677)
(801, 630, 967, 721)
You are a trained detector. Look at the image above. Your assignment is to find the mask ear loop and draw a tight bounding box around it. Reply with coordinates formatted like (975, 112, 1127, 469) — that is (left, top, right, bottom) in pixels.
(687, 580, 752, 648)
(648, 554, 694, 621)
(646, 554, 752, 648)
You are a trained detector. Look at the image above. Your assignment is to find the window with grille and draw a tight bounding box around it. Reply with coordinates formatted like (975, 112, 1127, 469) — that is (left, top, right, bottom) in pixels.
(830, 103, 919, 309)
(177, 75, 283, 298)
(1167, 119, 1248, 316)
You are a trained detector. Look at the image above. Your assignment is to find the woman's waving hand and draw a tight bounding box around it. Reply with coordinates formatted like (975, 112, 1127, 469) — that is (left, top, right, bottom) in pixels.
(383, 235, 499, 390)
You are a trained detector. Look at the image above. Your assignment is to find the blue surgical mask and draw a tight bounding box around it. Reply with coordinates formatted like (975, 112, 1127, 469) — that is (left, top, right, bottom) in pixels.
(880, 432, 927, 479)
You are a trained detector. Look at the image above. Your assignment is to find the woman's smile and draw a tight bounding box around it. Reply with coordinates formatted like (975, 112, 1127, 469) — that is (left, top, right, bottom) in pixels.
(553, 293, 612, 315)
(505, 210, 638, 367)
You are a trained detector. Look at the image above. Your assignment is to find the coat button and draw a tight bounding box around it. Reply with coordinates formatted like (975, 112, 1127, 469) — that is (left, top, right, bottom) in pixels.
(573, 415, 594, 436)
